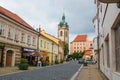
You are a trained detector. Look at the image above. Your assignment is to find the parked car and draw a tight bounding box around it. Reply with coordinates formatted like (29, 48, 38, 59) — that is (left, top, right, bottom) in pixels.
(86, 59, 95, 64)
(78, 58, 83, 64)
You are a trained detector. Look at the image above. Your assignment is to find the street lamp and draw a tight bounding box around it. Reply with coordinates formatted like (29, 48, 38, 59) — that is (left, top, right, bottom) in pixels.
(52, 42, 54, 64)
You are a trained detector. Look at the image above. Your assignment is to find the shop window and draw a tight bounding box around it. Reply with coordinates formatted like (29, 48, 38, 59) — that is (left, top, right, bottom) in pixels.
(0, 23, 5, 36)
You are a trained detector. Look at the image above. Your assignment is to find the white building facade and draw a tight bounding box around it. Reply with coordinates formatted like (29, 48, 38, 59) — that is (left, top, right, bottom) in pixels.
(93, 0, 120, 80)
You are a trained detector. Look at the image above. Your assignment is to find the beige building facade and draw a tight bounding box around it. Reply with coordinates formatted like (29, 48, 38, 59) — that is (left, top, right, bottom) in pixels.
(0, 6, 39, 67)
(93, 1, 120, 80)
(70, 35, 93, 54)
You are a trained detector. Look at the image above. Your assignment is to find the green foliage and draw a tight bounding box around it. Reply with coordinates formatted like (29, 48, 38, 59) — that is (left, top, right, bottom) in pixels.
(55, 60, 59, 64)
(83, 61, 88, 66)
(66, 51, 85, 60)
(62, 41, 69, 56)
(60, 59, 64, 63)
(18, 58, 29, 70)
(42, 62, 47, 66)
(19, 63, 29, 70)
(20, 58, 28, 64)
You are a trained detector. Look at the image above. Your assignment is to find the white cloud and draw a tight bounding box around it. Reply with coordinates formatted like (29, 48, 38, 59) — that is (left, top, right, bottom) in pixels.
(0, 0, 96, 42)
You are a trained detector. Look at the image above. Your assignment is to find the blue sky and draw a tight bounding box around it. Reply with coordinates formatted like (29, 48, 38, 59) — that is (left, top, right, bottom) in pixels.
(0, 0, 96, 42)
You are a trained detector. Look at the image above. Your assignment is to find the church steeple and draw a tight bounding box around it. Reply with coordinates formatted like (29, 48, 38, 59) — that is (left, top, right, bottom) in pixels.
(58, 13, 69, 44)
(62, 13, 65, 22)
(58, 13, 68, 27)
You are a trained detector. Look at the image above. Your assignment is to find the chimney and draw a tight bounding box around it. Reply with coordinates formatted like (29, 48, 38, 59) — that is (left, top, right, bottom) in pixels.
(36, 28, 38, 32)
(39, 27, 41, 32)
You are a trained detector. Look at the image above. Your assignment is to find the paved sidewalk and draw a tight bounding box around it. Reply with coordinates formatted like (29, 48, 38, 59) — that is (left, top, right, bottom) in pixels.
(75, 64, 106, 80)
(0, 66, 40, 75)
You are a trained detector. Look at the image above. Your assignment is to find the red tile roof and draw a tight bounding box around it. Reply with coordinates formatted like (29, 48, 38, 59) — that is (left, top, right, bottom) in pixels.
(85, 50, 92, 55)
(0, 6, 33, 30)
(73, 35, 87, 42)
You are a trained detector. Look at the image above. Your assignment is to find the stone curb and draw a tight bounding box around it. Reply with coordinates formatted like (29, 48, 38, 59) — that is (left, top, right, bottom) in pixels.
(70, 64, 83, 80)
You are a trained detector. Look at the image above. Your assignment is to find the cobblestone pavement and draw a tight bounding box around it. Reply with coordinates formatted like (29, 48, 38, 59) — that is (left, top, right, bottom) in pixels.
(0, 61, 81, 80)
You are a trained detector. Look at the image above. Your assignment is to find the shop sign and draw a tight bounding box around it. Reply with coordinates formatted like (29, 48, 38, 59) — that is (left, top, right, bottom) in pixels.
(23, 48, 35, 52)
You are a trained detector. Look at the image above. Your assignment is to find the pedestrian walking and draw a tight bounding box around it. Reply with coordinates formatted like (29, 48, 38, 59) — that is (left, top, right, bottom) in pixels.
(37, 60, 41, 67)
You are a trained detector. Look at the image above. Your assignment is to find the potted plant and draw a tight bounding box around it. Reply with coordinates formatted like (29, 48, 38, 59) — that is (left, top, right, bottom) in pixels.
(83, 61, 88, 66)
(18, 58, 29, 70)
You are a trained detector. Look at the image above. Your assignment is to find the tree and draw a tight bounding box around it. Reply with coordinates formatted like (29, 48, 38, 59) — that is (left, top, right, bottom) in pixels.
(62, 41, 69, 57)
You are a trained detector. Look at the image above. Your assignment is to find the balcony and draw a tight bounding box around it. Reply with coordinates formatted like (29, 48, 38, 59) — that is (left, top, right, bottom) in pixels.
(98, 0, 120, 3)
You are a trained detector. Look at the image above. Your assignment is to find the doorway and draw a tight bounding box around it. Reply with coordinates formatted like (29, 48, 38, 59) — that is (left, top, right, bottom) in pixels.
(6, 50, 13, 66)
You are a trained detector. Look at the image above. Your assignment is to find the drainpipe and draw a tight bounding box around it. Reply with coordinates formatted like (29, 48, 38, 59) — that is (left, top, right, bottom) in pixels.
(97, 14, 100, 70)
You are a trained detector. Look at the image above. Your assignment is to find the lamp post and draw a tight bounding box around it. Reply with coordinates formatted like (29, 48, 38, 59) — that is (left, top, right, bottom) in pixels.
(52, 42, 54, 64)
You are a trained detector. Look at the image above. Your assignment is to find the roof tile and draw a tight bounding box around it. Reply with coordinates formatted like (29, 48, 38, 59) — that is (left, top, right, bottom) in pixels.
(0, 6, 33, 29)
(73, 35, 87, 42)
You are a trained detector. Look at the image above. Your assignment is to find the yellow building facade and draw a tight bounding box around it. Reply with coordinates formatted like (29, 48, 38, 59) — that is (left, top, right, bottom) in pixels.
(39, 30, 59, 64)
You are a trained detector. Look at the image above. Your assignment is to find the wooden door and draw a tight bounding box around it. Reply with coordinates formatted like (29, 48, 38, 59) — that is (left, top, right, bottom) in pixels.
(6, 50, 13, 66)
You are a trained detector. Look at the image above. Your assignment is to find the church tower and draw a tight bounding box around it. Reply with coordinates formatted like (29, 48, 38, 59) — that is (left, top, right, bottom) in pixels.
(58, 14, 69, 43)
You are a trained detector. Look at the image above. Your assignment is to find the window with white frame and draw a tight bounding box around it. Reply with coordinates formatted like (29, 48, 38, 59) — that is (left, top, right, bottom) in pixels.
(8, 27, 13, 39)
(0, 23, 5, 36)
(21, 33, 25, 42)
(15, 30, 19, 41)
(27, 35, 31, 44)
(32, 37, 36, 45)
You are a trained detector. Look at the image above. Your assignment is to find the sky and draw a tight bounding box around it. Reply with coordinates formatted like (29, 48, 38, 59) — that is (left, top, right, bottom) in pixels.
(0, 0, 96, 42)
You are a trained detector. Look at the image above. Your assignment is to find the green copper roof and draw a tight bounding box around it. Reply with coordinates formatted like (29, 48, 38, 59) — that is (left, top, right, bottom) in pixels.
(58, 13, 69, 27)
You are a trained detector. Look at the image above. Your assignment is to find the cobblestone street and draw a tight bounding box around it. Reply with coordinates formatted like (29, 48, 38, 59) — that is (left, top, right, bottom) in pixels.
(0, 61, 81, 80)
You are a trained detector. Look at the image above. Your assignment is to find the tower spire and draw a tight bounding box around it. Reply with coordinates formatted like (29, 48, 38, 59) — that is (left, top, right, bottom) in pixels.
(62, 13, 65, 21)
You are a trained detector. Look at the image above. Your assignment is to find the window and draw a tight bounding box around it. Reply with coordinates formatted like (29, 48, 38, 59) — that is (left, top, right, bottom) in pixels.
(44, 41, 46, 48)
(66, 31, 67, 37)
(40, 40, 42, 47)
(0, 23, 5, 36)
(60, 31, 63, 36)
(74, 47, 76, 49)
(115, 26, 120, 72)
(21, 33, 25, 42)
(8, 27, 13, 39)
(32, 37, 36, 45)
(105, 35, 110, 68)
(47, 43, 49, 49)
(15, 30, 19, 41)
(27, 35, 31, 44)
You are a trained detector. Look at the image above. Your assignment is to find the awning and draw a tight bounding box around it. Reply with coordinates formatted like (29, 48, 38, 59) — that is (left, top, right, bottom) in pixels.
(98, 0, 120, 3)
(23, 52, 41, 57)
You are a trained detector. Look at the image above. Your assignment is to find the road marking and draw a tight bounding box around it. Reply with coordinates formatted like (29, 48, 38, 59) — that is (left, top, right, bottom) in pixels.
(70, 64, 83, 80)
